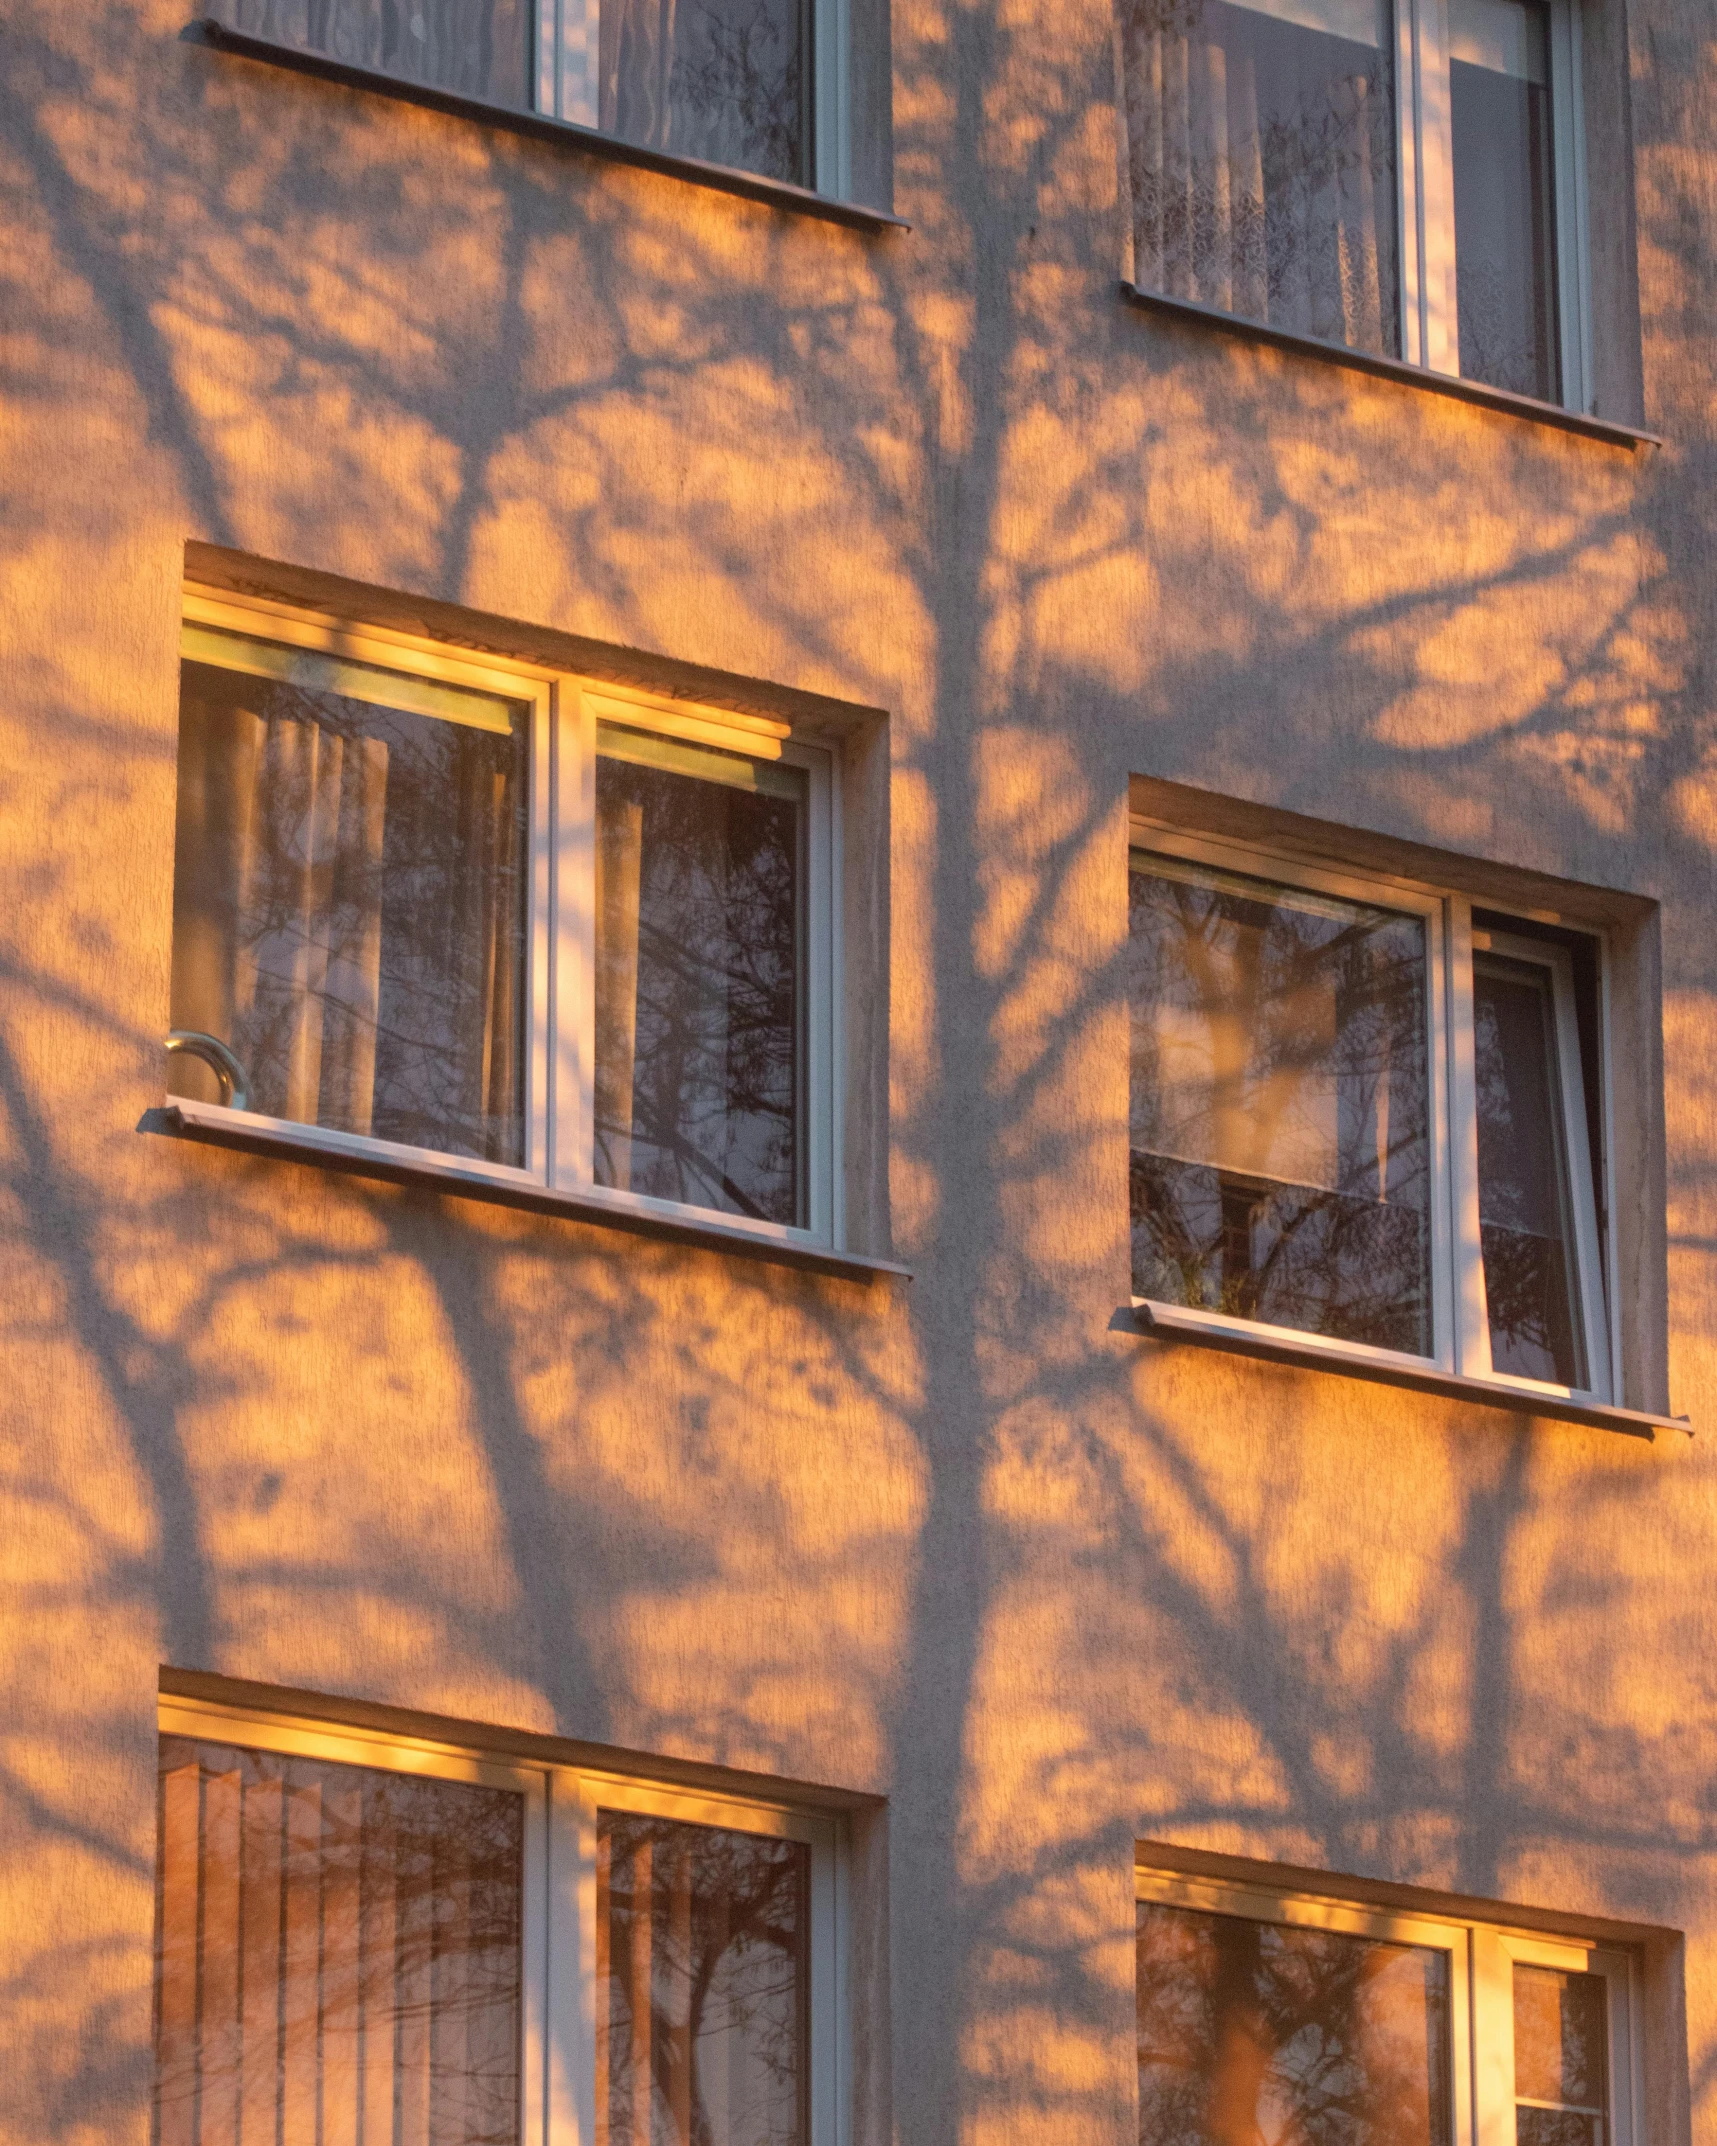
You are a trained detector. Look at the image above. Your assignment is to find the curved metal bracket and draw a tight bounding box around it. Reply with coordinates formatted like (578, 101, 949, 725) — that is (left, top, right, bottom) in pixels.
(165, 1030, 252, 1113)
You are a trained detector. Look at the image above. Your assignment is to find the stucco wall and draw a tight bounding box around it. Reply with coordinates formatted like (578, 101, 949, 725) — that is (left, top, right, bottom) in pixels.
(3, 0, 1717, 2142)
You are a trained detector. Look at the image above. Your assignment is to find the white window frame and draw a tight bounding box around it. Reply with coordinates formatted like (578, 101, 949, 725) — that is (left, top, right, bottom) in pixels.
(1135, 1866, 1639, 2146)
(176, 586, 844, 1255)
(1128, 820, 1616, 1405)
(157, 1695, 850, 2146)
(1401, 0, 1592, 406)
(538, 0, 851, 195)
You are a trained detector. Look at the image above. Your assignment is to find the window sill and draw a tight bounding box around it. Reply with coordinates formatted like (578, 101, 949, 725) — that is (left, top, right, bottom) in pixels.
(1118, 282, 1661, 451)
(1120, 1300, 1690, 1440)
(147, 1099, 912, 1285)
(189, 19, 909, 234)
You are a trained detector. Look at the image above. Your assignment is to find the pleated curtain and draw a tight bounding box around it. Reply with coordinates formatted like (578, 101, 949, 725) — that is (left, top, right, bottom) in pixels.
(155, 1739, 523, 2146)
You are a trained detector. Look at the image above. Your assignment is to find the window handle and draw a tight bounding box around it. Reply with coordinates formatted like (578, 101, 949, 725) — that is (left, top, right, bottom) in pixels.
(164, 1030, 251, 1112)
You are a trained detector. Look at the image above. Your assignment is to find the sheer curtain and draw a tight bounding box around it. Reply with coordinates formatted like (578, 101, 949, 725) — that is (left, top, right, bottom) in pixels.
(1121, 0, 1399, 354)
(214, 0, 534, 110)
(156, 1737, 524, 2146)
(597, 0, 805, 180)
(170, 651, 526, 1165)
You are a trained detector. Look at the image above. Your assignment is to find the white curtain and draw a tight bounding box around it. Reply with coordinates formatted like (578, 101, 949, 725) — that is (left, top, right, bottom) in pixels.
(1121, 0, 1396, 353)
(169, 671, 524, 1163)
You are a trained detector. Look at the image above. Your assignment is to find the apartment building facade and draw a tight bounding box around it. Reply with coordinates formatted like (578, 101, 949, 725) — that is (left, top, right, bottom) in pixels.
(2, 0, 1713, 2142)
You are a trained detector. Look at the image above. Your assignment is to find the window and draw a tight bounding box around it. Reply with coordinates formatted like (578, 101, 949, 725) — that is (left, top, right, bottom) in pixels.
(167, 587, 841, 1250)
(154, 1696, 848, 2146)
(1117, 0, 1591, 406)
(1136, 1868, 1639, 2146)
(203, 0, 850, 192)
(1127, 828, 1615, 1402)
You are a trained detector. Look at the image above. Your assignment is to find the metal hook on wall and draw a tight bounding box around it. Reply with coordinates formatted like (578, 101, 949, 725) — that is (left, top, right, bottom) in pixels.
(164, 1030, 252, 1113)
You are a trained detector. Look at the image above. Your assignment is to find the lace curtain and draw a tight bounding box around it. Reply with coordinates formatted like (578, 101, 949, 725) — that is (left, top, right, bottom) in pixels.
(1120, 0, 1399, 354)
(598, 0, 805, 179)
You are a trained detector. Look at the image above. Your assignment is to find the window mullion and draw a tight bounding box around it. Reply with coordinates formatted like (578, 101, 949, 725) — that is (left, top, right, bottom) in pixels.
(528, 683, 559, 1184)
(1446, 896, 1493, 1376)
(1397, 0, 1427, 365)
(1549, 0, 1592, 410)
(1414, 0, 1462, 374)
(545, 1772, 599, 2146)
(548, 679, 597, 1196)
(1471, 1929, 1517, 2146)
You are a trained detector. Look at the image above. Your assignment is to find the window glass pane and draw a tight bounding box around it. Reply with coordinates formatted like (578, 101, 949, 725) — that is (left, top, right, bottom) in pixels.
(1473, 955, 1586, 1387)
(597, 1810, 808, 2146)
(156, 1736, 524, 2146)
(595, 729, 805, 1226)
(1120, 0, 1399, 355)
(1514, 1964, 1608, 2146)
(1449, 0, 1559, 400)
(209, 0, 534, 109)
(1137, 1901, 1452, 2146)
(596, 0, 806, 182)
(170, 635, 530, 1165)
(1128, 854, 1432, 1353)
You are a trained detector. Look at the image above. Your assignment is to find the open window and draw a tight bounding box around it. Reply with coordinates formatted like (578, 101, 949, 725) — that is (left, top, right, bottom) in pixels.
(1135, 1865, 1640, 2146)
(1127, 827, 1616, 1404)
(166, 585, 843, 1253)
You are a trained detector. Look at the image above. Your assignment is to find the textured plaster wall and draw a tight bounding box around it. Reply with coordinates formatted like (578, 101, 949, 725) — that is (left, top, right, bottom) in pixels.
(2, 0, 1717, 2142)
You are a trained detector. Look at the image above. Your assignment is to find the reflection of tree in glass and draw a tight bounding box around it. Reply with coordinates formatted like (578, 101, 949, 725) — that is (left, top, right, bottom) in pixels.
(594, 758, 800, 1226)
(170, 661, 528, 1166)
(1128, 866, 1431, 1353)
(1471, 965, 1580, 1384)
(155, 1737, 524, 2146)
(600, 1813, 808, 2146)
(668, 0, 803, 183)
(1137, 1904, 1451, 2146)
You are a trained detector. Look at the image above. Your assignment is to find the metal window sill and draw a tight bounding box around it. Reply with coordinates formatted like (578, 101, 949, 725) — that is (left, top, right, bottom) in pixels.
(190, 19, 909, 234)
(1118, 283, 1660, 451)
(146, 1099, 911, 1285)
(1121, 1300, 1689, 1440)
